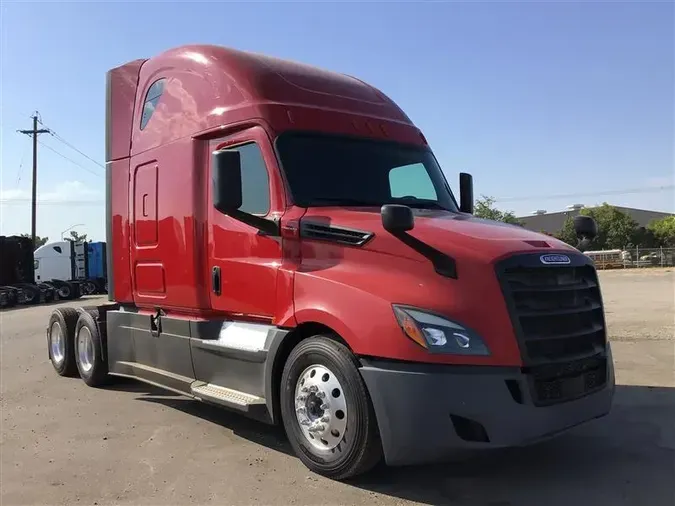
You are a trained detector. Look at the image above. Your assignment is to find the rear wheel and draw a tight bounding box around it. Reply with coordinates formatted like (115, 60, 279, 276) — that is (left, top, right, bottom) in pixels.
(82, 280, 97, 295)
(74, 310, 109, 387)
(47, 307, 79, 376)
(20, 285, 40, 305)
(280, 335, 382, 480)
(57, 282, 74, 300)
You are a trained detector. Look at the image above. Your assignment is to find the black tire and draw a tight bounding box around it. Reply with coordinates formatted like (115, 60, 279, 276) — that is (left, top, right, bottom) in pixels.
(57, 282, 74, 300)
(81, 281, 95, 295)
(20, 285, 40, 305)
(74, 310, 109, 387)
(280, 335, 382, 480)
(47, 307, 80, 376)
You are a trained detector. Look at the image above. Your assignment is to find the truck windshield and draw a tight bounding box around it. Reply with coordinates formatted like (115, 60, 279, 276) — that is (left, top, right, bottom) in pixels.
(276, 132, 459, 212)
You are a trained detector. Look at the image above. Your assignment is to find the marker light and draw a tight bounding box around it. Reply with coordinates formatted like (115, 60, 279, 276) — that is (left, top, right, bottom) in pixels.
(393, 305, 490, 356)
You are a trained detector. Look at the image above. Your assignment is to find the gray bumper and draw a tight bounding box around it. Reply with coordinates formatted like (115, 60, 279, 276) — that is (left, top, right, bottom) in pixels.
(359, 345, 615, 466)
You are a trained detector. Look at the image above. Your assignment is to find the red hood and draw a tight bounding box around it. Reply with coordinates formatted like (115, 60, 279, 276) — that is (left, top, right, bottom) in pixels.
(301, 207, 577, 264)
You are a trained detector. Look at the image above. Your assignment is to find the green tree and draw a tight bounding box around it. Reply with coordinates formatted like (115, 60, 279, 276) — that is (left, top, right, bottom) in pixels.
(66, 230, 88, 243)
(555, 203, 638, 250)
(647, 216, 675, 247)
(555, 217, 578, 247)
(630, 226, 661, 248)
(19, 234, 48, 250)
(474, 196, 521, 225)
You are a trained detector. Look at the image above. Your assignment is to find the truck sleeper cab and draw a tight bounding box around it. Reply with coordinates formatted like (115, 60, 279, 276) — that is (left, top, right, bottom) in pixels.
(46, 44, 615, 480)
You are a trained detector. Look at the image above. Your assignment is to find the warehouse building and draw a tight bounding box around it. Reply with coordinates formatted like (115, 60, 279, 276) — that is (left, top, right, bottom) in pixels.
(517, 204, 674, 235)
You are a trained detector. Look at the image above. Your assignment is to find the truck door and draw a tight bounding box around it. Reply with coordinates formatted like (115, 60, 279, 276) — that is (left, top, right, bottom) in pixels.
(207, 126, 282, 320)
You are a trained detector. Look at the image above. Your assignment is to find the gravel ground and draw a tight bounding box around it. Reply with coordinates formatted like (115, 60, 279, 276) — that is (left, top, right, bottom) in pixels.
(1, 268, 673, 506)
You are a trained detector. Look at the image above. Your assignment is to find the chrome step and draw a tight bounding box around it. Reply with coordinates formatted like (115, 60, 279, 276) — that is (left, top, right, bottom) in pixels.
(190, 382, 265, 412)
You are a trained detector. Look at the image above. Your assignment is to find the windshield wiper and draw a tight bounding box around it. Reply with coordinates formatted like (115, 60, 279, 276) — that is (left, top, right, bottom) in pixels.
(309, 197, 452, 211)
(311, 197, 383, 207)
(394, 199, 451, 211)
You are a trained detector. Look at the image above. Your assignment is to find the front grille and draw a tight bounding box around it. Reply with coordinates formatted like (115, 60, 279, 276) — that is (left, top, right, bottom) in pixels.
(496, 253, 607, 366)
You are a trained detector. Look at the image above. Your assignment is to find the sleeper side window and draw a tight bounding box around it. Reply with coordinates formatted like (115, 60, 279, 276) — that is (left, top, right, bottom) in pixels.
(140, 78, 166, 130)
(221, 142, 271, 215)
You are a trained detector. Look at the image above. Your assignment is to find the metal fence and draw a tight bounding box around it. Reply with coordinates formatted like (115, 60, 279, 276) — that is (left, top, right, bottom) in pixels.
(585, 248, 675, 269)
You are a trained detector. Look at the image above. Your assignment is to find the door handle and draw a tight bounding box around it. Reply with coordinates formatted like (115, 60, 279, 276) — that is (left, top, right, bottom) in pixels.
(211, 266, 221, 295)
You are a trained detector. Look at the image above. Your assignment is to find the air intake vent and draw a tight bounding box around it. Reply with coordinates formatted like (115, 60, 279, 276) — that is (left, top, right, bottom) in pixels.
(524, 240, 550, 248)
(300, 222, 373, 246)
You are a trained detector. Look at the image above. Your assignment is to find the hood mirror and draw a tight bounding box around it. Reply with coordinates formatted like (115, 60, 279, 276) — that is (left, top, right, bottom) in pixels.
(573, 215, 597, 252)
(459, 172, 474, 214)
(573, 215, 597, 240)
(381, 204, 414, 232)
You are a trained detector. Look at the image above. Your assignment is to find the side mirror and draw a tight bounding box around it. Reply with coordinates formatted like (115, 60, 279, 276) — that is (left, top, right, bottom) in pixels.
(212, 150, 243, 214)
(381, 204, 414, 233)
(459, 172, 474, 214)
(573, 215, 597, 240)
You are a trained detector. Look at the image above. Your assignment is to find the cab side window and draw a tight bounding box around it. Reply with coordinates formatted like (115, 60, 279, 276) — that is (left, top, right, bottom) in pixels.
(223, 142, 270, 215)
(140, 78, 166, 130)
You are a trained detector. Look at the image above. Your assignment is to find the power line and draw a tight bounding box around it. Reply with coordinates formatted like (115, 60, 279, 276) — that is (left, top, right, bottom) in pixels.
(14, 137, 31, 185)
(2, 184, 673, 209)
(0, 199, 102, 206)
(494, 185, 674, 203)
(37, 140, 103, 178)
(36, 117, 104, 169)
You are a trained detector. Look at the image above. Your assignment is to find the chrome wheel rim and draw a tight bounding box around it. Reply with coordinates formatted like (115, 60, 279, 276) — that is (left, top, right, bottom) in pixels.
(294, 364, 348, 451)
(77, 326, 94, 373)
(50, 322, 65, 365)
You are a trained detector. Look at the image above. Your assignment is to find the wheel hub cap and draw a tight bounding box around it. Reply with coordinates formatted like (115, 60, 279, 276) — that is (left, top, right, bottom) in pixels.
(50, 322, 65, 365)
(294, 364, 347, 451)
(77, 326, 94, 373)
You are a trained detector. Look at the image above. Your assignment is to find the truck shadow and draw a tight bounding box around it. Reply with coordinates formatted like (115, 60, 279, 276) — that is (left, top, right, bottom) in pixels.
(133, 384, 674, 506)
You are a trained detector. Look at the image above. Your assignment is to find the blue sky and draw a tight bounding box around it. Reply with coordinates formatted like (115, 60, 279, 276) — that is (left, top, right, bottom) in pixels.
(1, 0, 673, 242)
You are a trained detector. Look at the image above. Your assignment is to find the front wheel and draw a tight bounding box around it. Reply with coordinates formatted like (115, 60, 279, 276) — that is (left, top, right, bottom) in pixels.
(280, 335, 382, 480)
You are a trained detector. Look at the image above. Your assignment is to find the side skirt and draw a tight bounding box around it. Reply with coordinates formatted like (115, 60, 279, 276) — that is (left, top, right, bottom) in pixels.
(105, 308, 289, 424)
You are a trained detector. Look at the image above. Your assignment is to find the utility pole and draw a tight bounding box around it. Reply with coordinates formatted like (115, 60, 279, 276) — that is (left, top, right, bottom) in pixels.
(18, 113, 50, 248)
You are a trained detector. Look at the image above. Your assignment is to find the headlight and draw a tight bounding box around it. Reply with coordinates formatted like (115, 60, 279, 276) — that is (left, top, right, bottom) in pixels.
(392, 305, 490, 356)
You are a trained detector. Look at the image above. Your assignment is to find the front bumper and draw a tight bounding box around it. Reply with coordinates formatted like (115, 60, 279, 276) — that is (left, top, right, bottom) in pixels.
(359, 345, 615, 466)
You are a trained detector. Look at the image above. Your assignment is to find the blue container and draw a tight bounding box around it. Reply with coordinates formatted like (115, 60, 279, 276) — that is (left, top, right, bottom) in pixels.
(87, 242, 107, 280)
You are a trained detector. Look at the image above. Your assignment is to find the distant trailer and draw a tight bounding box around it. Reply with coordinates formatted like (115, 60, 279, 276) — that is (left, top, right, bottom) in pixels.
(34, 240, 107, 296)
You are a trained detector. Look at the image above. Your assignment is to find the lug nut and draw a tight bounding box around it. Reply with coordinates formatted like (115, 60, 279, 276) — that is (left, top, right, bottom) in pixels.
(320, 403, 329, 410)
(316, 391, 326, 399)
(320, 416, 329, 422)
(309, 385, 318, 393)
(296, 406, 306, 413)
(301, 386, 309, 393)
(297, 394, 307, 401)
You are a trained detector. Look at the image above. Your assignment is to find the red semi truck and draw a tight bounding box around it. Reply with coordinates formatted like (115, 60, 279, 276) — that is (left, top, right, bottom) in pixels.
(46, 44, 614, 479)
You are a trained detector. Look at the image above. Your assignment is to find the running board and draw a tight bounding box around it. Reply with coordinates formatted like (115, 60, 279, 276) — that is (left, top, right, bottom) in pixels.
(190, 382, 266, 413)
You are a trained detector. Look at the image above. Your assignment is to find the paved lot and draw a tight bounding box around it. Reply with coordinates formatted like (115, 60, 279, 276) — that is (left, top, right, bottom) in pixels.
(1, 269, 674, 505)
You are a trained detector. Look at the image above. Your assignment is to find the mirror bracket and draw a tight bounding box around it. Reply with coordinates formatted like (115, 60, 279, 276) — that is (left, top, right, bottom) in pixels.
(381, 204, 457, 279)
